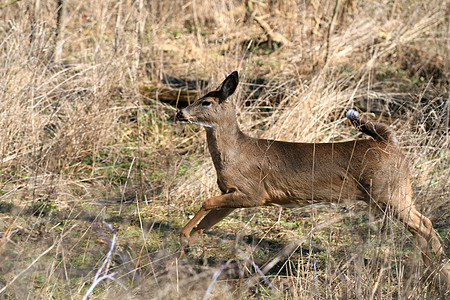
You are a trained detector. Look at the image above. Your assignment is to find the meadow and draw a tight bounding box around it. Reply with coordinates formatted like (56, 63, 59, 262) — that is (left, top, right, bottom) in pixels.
(0, 0, 448, 298)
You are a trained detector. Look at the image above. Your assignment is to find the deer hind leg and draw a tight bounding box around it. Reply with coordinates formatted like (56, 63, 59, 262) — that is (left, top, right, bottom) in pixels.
(372, 175, 445, 264)
(389, 183, 446, 265)
(396, 204, 441, 266)
(395, 202, 450, 287)
(373, 172, 450, 288)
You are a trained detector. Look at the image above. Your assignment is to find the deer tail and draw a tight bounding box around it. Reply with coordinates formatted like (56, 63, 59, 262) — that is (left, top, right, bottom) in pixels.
(346, 109, 399, 145)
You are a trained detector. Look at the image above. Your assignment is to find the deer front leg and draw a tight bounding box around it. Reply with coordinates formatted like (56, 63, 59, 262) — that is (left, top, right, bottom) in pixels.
(178, 191, 257, 259)
(202, 191, 258, 210)
(179, 207, 207, 251)
(188, 208, 235, 246)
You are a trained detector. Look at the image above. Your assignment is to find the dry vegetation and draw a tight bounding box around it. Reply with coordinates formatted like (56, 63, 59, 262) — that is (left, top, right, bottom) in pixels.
(0, 0, 449, 299)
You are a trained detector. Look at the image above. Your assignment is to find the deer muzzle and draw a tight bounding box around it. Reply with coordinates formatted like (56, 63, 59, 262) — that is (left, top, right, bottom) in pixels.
(176, 110, 188, 122)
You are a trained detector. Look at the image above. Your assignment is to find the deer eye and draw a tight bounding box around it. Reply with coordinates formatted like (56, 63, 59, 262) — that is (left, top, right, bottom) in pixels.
(201, 100, 212, 107)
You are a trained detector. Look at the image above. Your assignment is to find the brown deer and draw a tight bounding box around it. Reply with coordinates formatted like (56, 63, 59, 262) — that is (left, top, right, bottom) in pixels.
(176, 71, 448, 284)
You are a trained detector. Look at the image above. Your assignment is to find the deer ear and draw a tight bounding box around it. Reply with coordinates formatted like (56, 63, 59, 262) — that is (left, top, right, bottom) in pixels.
(219, 71, 239, 103)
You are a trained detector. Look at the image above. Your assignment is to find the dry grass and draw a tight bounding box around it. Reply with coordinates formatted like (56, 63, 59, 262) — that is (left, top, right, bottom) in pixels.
(0, 0, 449, 299)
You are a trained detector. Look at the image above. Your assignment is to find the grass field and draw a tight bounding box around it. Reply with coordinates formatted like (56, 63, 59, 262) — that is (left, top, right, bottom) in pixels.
(0, 0, 449, 299)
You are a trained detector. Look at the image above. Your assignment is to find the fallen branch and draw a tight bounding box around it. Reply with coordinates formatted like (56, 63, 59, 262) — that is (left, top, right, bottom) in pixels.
(254, 16, 292, 46)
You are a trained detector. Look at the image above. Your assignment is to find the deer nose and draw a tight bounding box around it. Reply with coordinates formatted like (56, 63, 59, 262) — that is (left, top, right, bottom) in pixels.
(176, 111, 184, 120)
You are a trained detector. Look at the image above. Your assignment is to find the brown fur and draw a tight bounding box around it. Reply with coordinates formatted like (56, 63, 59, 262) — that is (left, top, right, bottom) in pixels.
(176, 71, 448, 285)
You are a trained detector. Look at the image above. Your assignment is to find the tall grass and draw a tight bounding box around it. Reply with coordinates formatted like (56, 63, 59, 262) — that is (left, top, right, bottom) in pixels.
(0, 0, 448, 299)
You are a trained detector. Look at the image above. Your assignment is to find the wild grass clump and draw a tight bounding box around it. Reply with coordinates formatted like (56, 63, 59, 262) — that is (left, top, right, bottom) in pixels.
(0, 0, 448, 299)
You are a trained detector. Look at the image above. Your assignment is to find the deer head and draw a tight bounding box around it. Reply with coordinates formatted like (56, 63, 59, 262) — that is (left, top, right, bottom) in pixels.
(176, 71, 239, 129)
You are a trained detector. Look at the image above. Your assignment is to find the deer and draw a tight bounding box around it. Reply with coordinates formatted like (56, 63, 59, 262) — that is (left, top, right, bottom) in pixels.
(175, 71, 449, 285)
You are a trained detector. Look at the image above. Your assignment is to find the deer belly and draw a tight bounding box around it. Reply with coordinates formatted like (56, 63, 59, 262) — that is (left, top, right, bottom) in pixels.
(272, 202, 304, 208)
(263, 177, 360, 206)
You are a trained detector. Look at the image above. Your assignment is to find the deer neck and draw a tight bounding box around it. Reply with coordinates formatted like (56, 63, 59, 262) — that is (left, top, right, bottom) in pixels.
(205, 113, 243, 170)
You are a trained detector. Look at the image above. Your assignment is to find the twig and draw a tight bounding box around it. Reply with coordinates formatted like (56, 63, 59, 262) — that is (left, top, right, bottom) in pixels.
(261, 215, 344, 274)
(0, 242, 56, 294)
(234, 247, 278, 296)
(53, 0, 67, 62)
(8, 218, 68, 235)
(83, 272, 127, 298)
(30, 0, 40, 43)
(324, 0, 340, 66)
(311, 234, 318, 300)
(0, 0, 20, 9)
(203, 261, 231, 300)
(192, 0, 203, 47)
(1, 218, 127, 298)
(82, 221, 128, 300)
(202, 239, 278, 298)
(0, 223, 13, 247)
